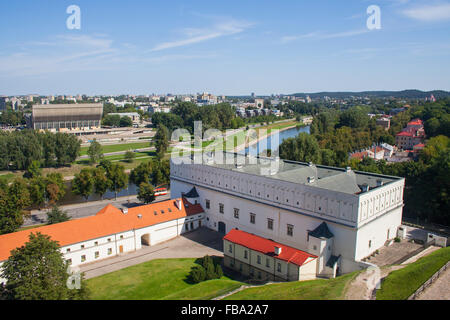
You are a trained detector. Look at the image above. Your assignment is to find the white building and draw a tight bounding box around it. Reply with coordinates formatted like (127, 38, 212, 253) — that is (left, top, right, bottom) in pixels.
(170, 153, 405, 277)
(0, 198, 205, 284)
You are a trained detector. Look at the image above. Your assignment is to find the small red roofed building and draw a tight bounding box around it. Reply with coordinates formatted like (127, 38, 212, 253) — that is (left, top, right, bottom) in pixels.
(396, 119, 426, 150)
(224, 228, 322, 281)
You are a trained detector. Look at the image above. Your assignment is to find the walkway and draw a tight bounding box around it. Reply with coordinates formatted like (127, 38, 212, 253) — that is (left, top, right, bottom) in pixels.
(416, 267, 450, 300)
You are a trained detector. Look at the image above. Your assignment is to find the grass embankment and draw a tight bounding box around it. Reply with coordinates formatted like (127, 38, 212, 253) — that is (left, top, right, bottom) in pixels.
(376, 246, 450, 300)
(79, 142, 151, 156)
(86, 258, 243, 300)
(224, 271, 359, 300)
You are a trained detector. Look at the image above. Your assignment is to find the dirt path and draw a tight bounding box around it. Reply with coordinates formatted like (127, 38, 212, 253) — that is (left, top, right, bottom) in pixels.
(416, 267, 450, 300)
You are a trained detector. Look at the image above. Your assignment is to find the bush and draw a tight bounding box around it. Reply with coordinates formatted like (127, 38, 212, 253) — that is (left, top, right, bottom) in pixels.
(394, 237, 401, 243)
(190, 266, 206, 284)
(190, 256, 224, 283)
(215, 264, 224, 279)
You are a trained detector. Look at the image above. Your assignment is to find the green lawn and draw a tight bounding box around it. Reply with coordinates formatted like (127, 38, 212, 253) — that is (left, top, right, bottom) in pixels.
(86, 258, 243, 300)
(224, 271, 359, 300)
(80, 142, 151, 156)
(377, 246, 450, 300)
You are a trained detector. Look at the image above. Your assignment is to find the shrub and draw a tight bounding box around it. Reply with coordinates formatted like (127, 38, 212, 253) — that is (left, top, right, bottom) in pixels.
(205, 262, 216, 280)
(394, 237, 401, 243)
(215, 264, 224, 279)
(190, 266, 206, 283)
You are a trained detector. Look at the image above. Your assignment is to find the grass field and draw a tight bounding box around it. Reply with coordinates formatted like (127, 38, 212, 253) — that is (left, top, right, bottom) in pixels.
(223, 271, 359, 300)
(80, 142, 151, 156)
(376, 246, 450, 300)
(86, 258, 243, 300)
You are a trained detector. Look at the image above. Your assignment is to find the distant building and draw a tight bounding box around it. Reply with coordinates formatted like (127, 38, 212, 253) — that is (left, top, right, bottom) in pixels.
(109, 112, 140, 123)
(254, 98, 264, 109)
(376, 118, 391, 130)
(395, 119, 425, 150)
(30, 103, 103, 131)
(0, 97, 6, 111)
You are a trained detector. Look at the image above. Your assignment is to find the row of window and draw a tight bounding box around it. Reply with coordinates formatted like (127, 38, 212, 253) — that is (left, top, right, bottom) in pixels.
(65, 235, 125, 253)
(229, 254, 284, 273)
(67, 248, 114, 265)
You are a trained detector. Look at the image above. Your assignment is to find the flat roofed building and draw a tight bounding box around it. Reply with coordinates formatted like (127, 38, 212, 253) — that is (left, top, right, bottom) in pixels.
(31, 103, 103, 131)
(170, 152, 405, 276)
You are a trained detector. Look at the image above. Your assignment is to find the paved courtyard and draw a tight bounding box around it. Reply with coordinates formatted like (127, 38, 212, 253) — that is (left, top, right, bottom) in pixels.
(79, 227, 224, 279)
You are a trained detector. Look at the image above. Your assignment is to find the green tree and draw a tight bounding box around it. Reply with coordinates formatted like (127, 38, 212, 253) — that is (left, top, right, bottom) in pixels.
(189, 265, 206, 284)
(105, 163, 128, 200)
(280, 133, 321, 163)
(72, 168, 94, 201)
(137, 183, 155, 204)
(0, 233, 89, 300)
(87, 139, 103, 164)
(92, 167, 110, 200)
(23, 160, 42, 179)
(119, 116, 133, 127)
(29, 176, 47, 209)
(154, 124, 170, 159)
(124, 150, 136, 163)
(0, 179, 31, 235)
(47, 205, 70, 225)
(129, 161, 153, 186)
(45, 173, 66, 206)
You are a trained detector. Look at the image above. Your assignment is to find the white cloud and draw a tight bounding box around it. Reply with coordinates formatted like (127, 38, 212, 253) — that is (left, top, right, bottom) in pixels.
(403, 3, 450, 21)
(150, 19, 253, 52)
(281, 29, 369, 44)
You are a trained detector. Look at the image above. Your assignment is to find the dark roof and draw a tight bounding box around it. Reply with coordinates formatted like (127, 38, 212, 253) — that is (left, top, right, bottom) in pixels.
(326, 255, 341, 268)
(308, 222, 334, 239)
(183, 186, 199, 198)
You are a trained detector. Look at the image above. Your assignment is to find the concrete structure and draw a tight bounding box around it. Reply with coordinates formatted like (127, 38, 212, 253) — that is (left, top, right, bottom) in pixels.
(223, 229, 317, 281)
(30, 103, 103, 131)
(0, 198, 204, 284)
(170, 153, 405, 276)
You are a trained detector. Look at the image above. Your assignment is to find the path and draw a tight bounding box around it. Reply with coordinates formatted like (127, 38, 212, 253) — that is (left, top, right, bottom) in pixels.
(416, 267, 450, 300)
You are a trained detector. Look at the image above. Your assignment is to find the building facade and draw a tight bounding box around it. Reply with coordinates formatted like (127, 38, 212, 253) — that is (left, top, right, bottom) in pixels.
(30, 103, 103, 131)
(0, 198, 204, 284)
(170, 153, 405, 276)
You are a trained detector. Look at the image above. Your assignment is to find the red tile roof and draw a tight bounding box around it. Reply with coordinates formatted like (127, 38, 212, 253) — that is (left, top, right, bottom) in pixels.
(407, 119, 423, 126)
(0, 198, 203, 262)
(223, 229, 317, 267)
(396, 131, 413, 137)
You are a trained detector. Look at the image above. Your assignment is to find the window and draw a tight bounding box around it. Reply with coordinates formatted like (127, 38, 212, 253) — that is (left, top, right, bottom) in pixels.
(81, 255, 86, 262)
(239, 264, 243, 272)
(154, 211, 158, 215)
(229, 244, 233, 253)
(244, 250, 248, 259)
(250, 268, 254, 277)
(257, 255, 261, 265)
(250, 213, 256, 224)
(230, 260, 234, 267)
(95, 251, 99, 259)
(266, 258, 270, 268)
(277, 263, 281, 272)
(108, 238, 111, 242)
(168, 208, 172, 212)
(108, 248, 112, 255)
(66, 248, 71, 253)
(219, 203, 224, 214)
(267, 218, 274, 230)
(67, 259, 72, 265)
(81, 245, 85, 249)
(313, 245, 317, 251)
(161, 210, 165, 214)
(120, 235, 124, 239)
(234, 208, 239, 219)
(369, 240, 372, 248)
(206, 200, 210, 209)
(287, 224, 294, 237)
(258, 271, 262, 279)
(94, 241, 98, 246)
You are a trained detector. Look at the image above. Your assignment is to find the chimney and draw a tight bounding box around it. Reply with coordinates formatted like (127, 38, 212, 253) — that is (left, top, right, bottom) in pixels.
(175, 199, 182, 210)
(137, 214, 142, 219)
(361, 183, 369, 193)
(346, 167, 352, 173)
(274, 246, 282, 255)
(376, 179, 384, 187)
(121, 208, 128, 214)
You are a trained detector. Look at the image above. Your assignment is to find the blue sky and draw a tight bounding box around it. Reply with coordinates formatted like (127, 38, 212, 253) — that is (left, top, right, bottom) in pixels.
(0, 0, 449, 95)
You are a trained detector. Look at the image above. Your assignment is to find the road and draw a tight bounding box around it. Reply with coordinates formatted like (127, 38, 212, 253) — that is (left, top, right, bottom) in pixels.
(22, 193, 171, 227)
(77, 147, 155, 160)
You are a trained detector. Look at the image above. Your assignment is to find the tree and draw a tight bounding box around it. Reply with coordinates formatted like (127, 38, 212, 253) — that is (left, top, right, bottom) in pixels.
(0, 233, 89, 300)
(29, 176, 47, 209)
(129, 161, 152, 186)
(137, 183, 155, 204)
(0, 179, 31, 235)
(124, 150, 136, 163)
(72, 168, 94, 201)
(154, 124, 170, 159)
(280, 133, 321, 163)
(215, 264, 224, 279)
(92, 167, 110, 200)
(47, 205, 70, 225)
(87, 139, 103, 164)
(189, 265, 206, 284)
(119, 116, 133, 127)
(23, 160, 42, 179)
(45, 173, 66, 206)
(105, 163, 128, 200)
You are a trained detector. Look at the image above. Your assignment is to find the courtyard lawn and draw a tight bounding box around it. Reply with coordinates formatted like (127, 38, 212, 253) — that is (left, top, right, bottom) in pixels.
(79, 142, 151, 156)
(376, 246, 450, 300)
(223, 271, 359, 300)
(86, 258, 243, 300)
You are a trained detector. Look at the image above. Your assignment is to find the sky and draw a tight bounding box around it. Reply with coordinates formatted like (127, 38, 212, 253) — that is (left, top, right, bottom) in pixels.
(0, 0, 449, 96)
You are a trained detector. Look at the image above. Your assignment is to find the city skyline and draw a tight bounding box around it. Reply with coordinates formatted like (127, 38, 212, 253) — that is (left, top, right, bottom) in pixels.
(1, 0, 450, 95)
